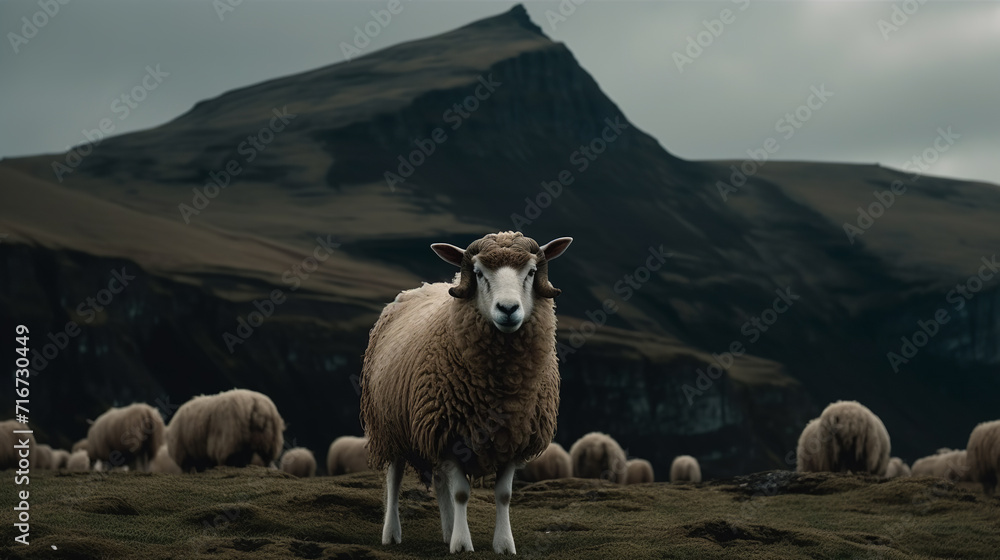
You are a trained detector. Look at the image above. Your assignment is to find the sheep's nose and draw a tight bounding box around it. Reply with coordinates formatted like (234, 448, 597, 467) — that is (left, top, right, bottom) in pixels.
(496, 302, 519, 316)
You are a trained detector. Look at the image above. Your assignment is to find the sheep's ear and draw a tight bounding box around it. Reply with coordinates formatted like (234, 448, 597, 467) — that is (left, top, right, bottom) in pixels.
(431, 243, 465, 267)
(539, 237, 573, 262)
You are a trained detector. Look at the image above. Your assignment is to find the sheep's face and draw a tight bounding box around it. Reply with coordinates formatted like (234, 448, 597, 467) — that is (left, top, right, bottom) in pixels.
(470, 258, 537, 333)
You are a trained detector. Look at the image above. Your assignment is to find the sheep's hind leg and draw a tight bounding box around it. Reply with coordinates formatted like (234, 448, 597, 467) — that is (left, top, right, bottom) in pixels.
(442, 459, 473, 553)
(382, 459, 404, 545)
(493, 463, 517, 554)
(434, 469, 454, 543)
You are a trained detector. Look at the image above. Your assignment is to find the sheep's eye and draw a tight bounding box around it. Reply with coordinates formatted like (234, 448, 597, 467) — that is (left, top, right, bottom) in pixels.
(475, 270, 483, 279)
(527, 269, 536, 278)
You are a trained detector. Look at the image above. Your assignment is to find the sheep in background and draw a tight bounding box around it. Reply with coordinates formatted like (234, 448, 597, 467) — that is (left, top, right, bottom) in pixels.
(0, 420, 35, 470)
(967, 420, 1000, 495)
(670, 455, 702, 483)
(87, 403, 165, 471)
(800, 401, 891, 476)
(35, 443, 54, 469)
(796, 418, 832, 472)
(327, 436, 370, 475)
(167, 388, 284, 472)
(912, 449, 970, 482)
(521, 442, 572, 482)
(280, 447, 317, 477)
(569, 432, 629, 484)
(885, 457, 911, 478)
(72, 438, 89, 453)
(67, 449, 90, 472)
(149, 443, 182, 474)
(360, 232, 571, 554)
(625, 458, 655, 484)
(51, 449, 71, 469)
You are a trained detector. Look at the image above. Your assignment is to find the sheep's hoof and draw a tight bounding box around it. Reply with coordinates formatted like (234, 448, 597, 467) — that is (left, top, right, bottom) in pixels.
(381, 525, 401, 545)
(493, 536, 516, 555)
(449, 536, 474, 553)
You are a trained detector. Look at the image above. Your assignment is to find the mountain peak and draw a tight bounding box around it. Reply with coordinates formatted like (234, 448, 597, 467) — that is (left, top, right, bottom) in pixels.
(465, 4, 546, 37)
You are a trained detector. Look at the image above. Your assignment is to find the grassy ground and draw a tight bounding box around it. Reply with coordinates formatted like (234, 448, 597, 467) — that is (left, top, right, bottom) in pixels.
(2, 468, 998, 559)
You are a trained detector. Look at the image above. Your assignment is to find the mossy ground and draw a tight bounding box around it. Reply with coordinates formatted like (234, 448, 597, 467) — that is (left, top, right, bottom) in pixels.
(2, 468, 998, 559)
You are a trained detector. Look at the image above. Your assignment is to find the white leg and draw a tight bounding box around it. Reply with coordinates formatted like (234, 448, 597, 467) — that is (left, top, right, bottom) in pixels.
(443, 459, 473, 553)
(435, 470, 455, 543)
(382, 459, 404, 545)
(493, 463, 517, 554)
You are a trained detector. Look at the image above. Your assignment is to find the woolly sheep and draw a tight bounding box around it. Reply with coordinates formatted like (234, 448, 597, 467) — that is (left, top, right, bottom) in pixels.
(280, 447, 317, 477)
(327, 435, 370, 475)
(885, 457, 911, 478)
(35, 443, 54, 469)
(670, 455, 702, 483)
(87, 403, 165, 471)
(67, 449, 90, 472)
(967, 420, 1000, 495)
(798, 401, 890, 476)
(0, 420, 35, 470)
(625, 458, 655, 484)
(360, 231, 572, 554)
(911, 449, 970, 482)
(149, 443, 182, 474)
(569, 432, 629, 484)
(167, 388, 284, 472)
(521, 442, 572, 482)
(72, 438, 89, 453)
(51, 449, 71, 469)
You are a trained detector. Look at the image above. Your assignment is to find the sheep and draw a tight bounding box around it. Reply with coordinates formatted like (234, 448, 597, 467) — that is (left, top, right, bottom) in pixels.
(625, 458, 655, 484)
(360, 231, 572, 554)
(797, 401, 891, 476)
(149, 443, 182, 474)
(569, 432, 629, 483)
(327, 435, 371, 475)
(280, 447, 317, 477)
(72, 438, 89, 453)
(967, 420, 1000, 495)
(885, 457, 911, 478)
(51, 449, 71, 469)
(67, 449, 90, 472)
(911, 448, 970, 482)
(670, 455, 702, 483)
(520, 442, 572, 482)
(87, 403, 165, 471)
(0, 420, 35, 470)
(35, 443, 54, 469)
(167, 388, 284, 472)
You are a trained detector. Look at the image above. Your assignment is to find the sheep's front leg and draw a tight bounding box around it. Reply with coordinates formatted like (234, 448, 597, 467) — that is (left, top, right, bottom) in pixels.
(382, 459, 404, 545)
(442, 459, 473, 552)
(493, 463, 517, 554)
(434, 469, 454, 543)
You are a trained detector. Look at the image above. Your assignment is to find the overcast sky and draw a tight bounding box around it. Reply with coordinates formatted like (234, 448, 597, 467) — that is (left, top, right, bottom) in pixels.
(1, 1, 998, 184)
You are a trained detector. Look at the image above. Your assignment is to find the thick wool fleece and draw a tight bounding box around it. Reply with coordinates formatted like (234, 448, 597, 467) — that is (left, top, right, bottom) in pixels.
(280, 447, 317, 477)
(521, 442, 572, 482)
(327, 436, 370, 475)
(360, 282, 560, 480)
(625, 459, 655, 484)
(670, 455, 701, 483)
(912, 449, 969, 481)
(87, 403, 165, 470)
(817, 400, 891, 476)
(967, 420, 1000, 495)
(796, 418, 831, 472)
(569, 432, 628, 483)
(885, 457, 911, 478)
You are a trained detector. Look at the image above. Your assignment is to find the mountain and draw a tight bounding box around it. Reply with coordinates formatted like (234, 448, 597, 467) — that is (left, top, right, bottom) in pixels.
(2, 5, 998, 477)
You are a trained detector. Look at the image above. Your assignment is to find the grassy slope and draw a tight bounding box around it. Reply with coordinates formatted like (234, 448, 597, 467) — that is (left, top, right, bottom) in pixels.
(2, 469, 998, 559)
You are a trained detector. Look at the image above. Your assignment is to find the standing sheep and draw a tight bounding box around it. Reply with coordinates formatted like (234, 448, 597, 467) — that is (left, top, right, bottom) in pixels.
(521, 442, 572, 482)
(569, 432, 629, 484)
(149, 443, 182, 474)
(51, 449, 71, 469)
(885, 457, 911, 478)
(912, 449, 970, 482)
(0, 420, 35, 470)
(625, 458, 655, 484)
(35, 443, 54, 470)
(967, 420, 1000, 495)
(670, 455, 702, 483)
(87, 403, 165, 471)
(360, 232, 571, 554)
(796, 418, 831, 472)
(167, 388, 285, 472)
(799, 401, 891, 476)
(67, 449, 90, 472)
(280, 447, 317, 477)
(327, 436, 370, 475)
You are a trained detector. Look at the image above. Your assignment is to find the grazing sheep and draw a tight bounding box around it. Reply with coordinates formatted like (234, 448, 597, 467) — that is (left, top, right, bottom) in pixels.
(72, 439, 89, 453)
(167, 388, 285, 472)
(798, 401, 891, 476)
(0, 420, 35, 470)
(327, 436, 370, 475)
(569, 432, 629, 484)
(967, 420, 1000, 495)
(521, 442, 572, 482)
(625, 458, 655, 484)
(35, 443, 54, 469)
(885, 457, 911, 478)
(50, 449, 71, 469)
(360, 231, 572, 554)
(149, 443, 182, 474)
(796, 418, 831, 472)
(912, 449, 970, 482)
(87, 403, 165, 471)
(280, 447, 317, 477)
(670, 455, 702, 483)
(67, 449, 90, 472)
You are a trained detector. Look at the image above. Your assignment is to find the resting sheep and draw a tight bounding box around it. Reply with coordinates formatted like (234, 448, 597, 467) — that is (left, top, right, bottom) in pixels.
(797, 401, 890, 476)
(521, 442, 572, 482)
(167, 388, 285, 472)
(884, 457, 911, 478)
(280, 447, 317, 477)
(569, 432, 629, 484)
(0, 420, 34, 470)
(87, 403, 165, 471)
(911, 448, 970, 482)
(670, 455, 702, 483)
(967, 420, 1000, 495)
(67, 449, 90, 472)
(360, 231, 572, 554)
(327, 436, 370, 475)
(625, 458, 655, 484)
